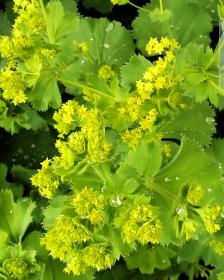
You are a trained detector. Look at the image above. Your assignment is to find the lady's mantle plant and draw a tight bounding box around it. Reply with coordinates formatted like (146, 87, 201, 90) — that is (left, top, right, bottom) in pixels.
(0, 0, 224, 279)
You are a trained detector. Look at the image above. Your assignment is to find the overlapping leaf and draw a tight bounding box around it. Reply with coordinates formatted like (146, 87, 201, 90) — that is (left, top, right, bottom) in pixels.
(132, 0, 212, 53)
(0, 190, 35, 243)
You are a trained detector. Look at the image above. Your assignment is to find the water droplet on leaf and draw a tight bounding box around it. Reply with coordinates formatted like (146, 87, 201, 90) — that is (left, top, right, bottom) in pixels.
(176, 207, 184, 215)
(164, 177, 171, 182)
(106, 23, 113, 32)
(104, 43, 110, 49)
(205, 117, 214, 124)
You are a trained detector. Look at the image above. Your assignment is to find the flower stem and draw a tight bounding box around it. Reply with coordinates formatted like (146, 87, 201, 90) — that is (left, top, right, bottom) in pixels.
(159, 0, 164, 13)
(208, 79, 224, 95)
(92, 165, 106, 182)
(128, 1, 150, 13)
(206, 35, 224, 70)
(57, 77, 114, 100)
(145, 179, 175, 201)
(39, 0, 54, 43)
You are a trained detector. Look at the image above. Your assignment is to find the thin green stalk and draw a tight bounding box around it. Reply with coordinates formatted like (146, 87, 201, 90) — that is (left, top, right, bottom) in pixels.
(61, 158, 88, 177)
(57, 78, 114, 100)
(159, 0, 164, 13)
(92, 165, 106, 182)
(206, 35, 224, 70)
(208, 79, 224, 95)
(206, 72, 222, 79)
(128, 1, 150, 13)
(77, 163, 90, 175)
(39, 0, 54, 43)
(145, 180, 176, 201)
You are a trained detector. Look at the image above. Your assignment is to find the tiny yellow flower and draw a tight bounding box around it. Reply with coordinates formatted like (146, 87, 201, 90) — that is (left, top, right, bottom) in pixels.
(98, 65, 116, 80)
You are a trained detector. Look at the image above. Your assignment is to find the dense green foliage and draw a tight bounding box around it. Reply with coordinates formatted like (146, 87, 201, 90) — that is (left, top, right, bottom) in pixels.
(0, 0, 224, 279)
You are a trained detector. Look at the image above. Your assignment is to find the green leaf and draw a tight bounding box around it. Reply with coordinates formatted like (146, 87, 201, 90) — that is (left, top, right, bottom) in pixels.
(23, 231, 48, 262)
(106, 164, 139, 194)
(0, 190, 35, 243)
(82, 0, 113, 14)
(210, 139, 224, 166)
(0, 11, 11, 35)
(11, 165, 35, 186)
(39, 257, 94, 280)
(132, 0, 212, 53)
(43, 195, 71, 229)
(59, 0, 77, 12)
(154, 138, 221, 192)
(0, 163, 23, 198)
(191, 0, 219, 21)
(160, 102, 216, 146)
(45, 0, 78, 44)
(177, 239, 224, 272)
(27, 74, 61, 111)
(125, 142, 162, 178)
(72, 18, 134, 67)
(0, 105, 48, 134)
(120, 55, 151, 88)
(175, 43, 221, 106)
(101, 226, 134, 260)
(217, 272, 224, 280)
(95, 264, 134, 280)
(126, 245, 176, 274)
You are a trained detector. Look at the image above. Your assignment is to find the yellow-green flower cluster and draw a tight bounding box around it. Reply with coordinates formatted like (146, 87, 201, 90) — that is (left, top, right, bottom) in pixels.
(3, 258, 29, 280)
(121, 128, 142, 150)
(54, 101, 111, 164)
(64, 244, 114, 275)
(180, 218, 198, 241)
(136, 57, 176, 101)
(121, 108, 158, 149)
(187, 184, 204, 206)
(13, 0, 45, 35)
(40, 48, 56, 59)
(53, 100, 80, 136)
(0, 66, 27, 105)
(0, 0, 45, 59)
(209, 239, 224, 256)
(54, 140, 77, 170)
(72, 187, 106, 225)
(41, 215, 113, 276)
(199, 205, 222, 234)
(121, 204, 163, 245)
(73, 41, 89, 53)
(139, 108, 158, 130)
(163, 143, 171, 157)
(135, 37, 179, 109)
(98, 65, 116, 81)
(82, 88, 100, 103)
(82, 109, 111, 161)
(126, 96, 143, 121)
(41, 216, 92, 261)
(33, 102, 111, 196)
(31, 158, 59, 199)
(53, 101, 111, 162)
(146, 37, 179, 57)
(0, 34, 33, 59)
(119, 39, 181, 150)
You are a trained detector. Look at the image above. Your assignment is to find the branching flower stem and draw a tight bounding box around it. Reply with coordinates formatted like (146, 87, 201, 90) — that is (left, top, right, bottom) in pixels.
(128, 1, 150, 13)
(159, 0, 164, 13)
(56, 78, 114, 100)
(145, 179, 176, 202)
(206, 35, 224, 70)
(38, 0, 55, 43)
